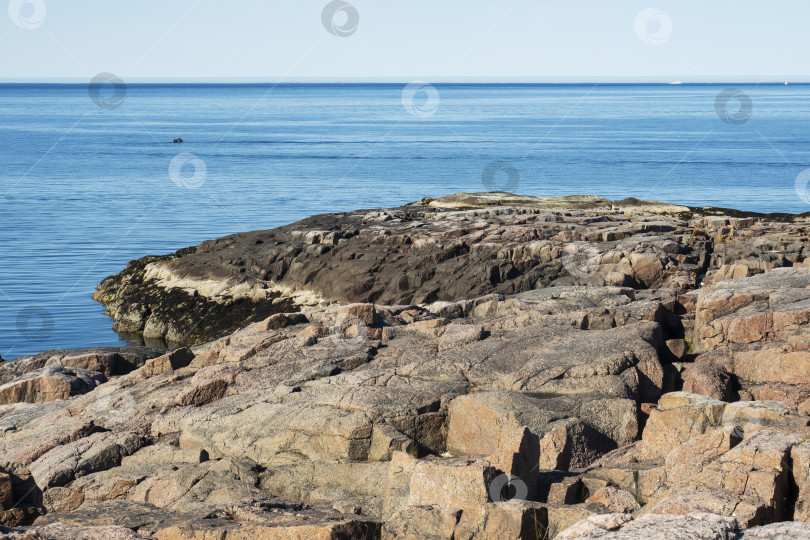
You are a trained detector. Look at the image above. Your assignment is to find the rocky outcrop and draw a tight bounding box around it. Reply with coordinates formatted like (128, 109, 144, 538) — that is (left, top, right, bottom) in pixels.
(0, 292, 796, 537)
(28, 498, 381, 539)
(555, 513, 739, 539)
(0, 347, 166, 384)
(694, 268, 810, 407)
(0, 366, 105, 405)
(94, 193, 810, 349)
(702, 214, 810, 285)
(555, 512, 810, 539)
(92, 251, 298, 348)
(0, 283, 675, 537)
(8, 193, 810, 538)
(0, 523, 148, 539)
(93, 193, 720, 347)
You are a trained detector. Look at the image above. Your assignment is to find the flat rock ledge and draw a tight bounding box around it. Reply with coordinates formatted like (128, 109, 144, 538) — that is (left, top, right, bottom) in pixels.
(3, 192, 810, 538)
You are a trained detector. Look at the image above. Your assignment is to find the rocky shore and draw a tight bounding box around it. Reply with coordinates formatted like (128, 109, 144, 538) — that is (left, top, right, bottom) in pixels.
(3, 192, 810, 538)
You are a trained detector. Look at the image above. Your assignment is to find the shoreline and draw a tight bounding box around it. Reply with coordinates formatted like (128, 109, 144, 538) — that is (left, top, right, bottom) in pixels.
(2, 192, 810, 537)
(92, 192, 810, 350)
(4, 192, 809, 362)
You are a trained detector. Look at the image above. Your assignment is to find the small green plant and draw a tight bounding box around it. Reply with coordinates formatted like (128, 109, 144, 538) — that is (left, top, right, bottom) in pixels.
(534, 521, 546, 540)
(683, 336, 694, 353)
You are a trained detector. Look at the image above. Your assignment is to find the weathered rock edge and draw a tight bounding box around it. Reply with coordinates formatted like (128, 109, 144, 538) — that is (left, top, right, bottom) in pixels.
(94, 192, 810, 348)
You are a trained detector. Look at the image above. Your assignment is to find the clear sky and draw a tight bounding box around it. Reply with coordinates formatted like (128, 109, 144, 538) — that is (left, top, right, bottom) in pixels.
(3, 0, 810, 82)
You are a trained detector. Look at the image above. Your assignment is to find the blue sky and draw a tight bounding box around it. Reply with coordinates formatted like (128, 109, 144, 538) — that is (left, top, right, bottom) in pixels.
(3, 0, 810, 82)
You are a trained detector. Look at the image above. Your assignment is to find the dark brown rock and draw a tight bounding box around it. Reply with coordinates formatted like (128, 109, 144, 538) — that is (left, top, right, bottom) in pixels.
(94, 193, 715, 346)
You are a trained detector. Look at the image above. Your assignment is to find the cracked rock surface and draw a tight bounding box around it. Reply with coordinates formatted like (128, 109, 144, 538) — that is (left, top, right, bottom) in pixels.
(3, 193, 810, 538)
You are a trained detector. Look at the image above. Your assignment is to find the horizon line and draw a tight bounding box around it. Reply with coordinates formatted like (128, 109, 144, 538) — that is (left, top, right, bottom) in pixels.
(0, 78, 808, 86)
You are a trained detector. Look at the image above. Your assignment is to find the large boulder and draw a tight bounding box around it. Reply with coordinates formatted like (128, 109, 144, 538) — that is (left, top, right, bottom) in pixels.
(0, 366, 106, 405)
(555, 513, 738, 539)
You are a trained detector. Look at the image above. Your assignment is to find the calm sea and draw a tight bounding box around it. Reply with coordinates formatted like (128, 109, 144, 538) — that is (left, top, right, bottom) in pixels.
(2, 83, 810, 358)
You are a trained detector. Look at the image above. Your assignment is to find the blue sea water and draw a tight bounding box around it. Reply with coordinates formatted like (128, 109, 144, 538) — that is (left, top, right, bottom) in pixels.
(2, 83, 810, 358)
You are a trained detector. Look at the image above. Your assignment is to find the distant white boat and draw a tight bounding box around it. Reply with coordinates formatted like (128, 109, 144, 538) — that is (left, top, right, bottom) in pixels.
(669, 81, 683, 85)
(786, 81, 790, 85)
